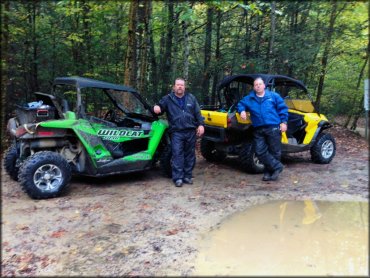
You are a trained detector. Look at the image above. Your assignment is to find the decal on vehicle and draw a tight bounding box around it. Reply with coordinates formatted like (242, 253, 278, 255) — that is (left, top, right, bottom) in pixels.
(128, 153, 151, 160)
(97, 128, 144, 140)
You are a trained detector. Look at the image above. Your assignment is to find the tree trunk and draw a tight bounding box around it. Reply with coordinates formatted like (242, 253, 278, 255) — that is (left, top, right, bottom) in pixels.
(137, 0, 151, 97)
(114, 3, 124, 82)
(158, 30, 166, 95)
(29, 1, 39, 93)
(2, 0, 10, 129)
(148, 12, 158, 101)
(172, 4, 181, 79)
(211, 9, 222, 106)
(160, 0, 174, 93)
(254, 15, 261, 58)
(230, 14, 245, 74)
(304, 7, 322, 85)
(182, 20, 190, 81)
(315, 2, 346, 110)
(243, 0, 251, 59)
(267, 1, 276, 73)
(124, 0, 138, 87)
(344, 57, 368, 127)
(82, 0, 91, 73)
(349, 56, 369, 130)
(350, 97, 364, 130)
(201, 6, 213, 104)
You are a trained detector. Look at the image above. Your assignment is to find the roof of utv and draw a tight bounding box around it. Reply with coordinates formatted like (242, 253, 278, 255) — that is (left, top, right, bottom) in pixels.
(53, 76, 138, 93)
(218, 74, 308, 92)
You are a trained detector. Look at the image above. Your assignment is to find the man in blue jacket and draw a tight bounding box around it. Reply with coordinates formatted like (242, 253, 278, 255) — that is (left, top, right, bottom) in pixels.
(153, 78, 204, 187)
(237, 77, 288, 181)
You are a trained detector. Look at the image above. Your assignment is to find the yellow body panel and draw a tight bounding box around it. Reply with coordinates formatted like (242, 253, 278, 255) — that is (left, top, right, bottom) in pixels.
(235, 112, 252, 124)
(303, 113, 328, 144)
(285, 99, 315, 113)
(202, 108, 328, 145)
(284, 109, 328, 145)
(201, 110, 228, 128)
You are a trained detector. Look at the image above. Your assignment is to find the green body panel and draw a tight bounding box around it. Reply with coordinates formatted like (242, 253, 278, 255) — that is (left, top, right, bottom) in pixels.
(40, 116, 106, 167)
(147, 119, 168, 156)
(39, 114, 169, 169)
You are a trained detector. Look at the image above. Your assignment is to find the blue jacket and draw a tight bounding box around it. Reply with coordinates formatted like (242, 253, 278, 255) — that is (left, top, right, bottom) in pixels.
(237, 90, 288, 127)
(158, 92, 204, 133)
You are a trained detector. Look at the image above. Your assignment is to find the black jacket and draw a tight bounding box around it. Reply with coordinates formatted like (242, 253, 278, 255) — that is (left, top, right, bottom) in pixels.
(158, 92, 204, 133)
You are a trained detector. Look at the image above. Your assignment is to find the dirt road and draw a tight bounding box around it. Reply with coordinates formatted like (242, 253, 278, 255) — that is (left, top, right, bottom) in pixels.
(1, 125, 368, 276)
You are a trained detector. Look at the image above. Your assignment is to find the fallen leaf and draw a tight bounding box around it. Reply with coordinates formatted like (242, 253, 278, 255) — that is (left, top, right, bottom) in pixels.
(140, 204, 151, 210)
(50, 229, 67, 238)
(239, 181, 247, 186)
(166, 229, 179, 236)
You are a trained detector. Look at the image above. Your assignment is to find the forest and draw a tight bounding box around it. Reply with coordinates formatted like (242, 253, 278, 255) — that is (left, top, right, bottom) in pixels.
(1, 0, 368, 130)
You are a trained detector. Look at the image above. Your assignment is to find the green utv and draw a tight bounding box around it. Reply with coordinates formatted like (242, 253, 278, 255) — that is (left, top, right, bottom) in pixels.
(200, 74, 336, 173)
(4, 77, 172, 199)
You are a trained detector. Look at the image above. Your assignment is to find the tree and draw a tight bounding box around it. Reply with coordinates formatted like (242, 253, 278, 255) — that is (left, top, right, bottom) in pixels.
(315, 2, 346, 110)
(137, 0, 152, 97)
(159, 0, 174, 94)
(201, 5, 213, 104)
(267, 1, 276, 72)
(1, 0, 367, 129)
(211, 8, 222, 105)
(124, 0, 138, 87)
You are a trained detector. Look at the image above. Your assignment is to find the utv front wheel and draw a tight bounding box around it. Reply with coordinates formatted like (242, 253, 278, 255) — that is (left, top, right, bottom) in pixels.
(4, 144, 19, 181)
(160, 144, 172, 178)
(239, 143, 264, 173)
(18, 151, 71, 199)
(310, 133, 336, 164)
(200, 138, 226, 162)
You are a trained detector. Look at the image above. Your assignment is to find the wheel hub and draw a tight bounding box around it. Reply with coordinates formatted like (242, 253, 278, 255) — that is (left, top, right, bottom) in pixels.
(33, 164, 63, 192)
(321, 140, 334, 159)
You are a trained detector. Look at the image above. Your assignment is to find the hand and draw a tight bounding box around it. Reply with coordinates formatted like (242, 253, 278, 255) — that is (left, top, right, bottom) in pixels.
(240, 111, 247, 120)
(197, 125, 204, 137)
(280, 123, 287, 132)
(153, 105, 161, 114)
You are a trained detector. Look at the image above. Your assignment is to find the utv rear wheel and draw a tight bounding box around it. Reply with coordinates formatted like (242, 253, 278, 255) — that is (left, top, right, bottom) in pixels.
(310, 133, 336, 164)
(4, 144, 19, 181)
(239, 143, 264, 173)
(200, 138, 226, 162)
(18, 151, 71, 199)
(160, 144, 172, 178)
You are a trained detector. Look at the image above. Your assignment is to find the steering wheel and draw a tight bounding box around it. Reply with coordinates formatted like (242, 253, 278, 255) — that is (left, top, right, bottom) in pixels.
(104, 109, 116, 122)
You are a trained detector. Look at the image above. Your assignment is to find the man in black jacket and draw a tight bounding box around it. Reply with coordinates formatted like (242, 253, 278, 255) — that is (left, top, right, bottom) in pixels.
(153, 78, 204, 187)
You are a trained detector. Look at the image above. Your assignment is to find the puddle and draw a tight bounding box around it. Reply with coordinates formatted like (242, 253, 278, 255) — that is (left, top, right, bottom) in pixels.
(192, 200, 368, 276)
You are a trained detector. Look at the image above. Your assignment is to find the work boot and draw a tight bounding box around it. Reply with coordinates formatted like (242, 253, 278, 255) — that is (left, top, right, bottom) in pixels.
(183, 178, 193, 184)
(174, 179, 183, 187)
(270, 166, 284, 181)
(262, 172, 271, 181)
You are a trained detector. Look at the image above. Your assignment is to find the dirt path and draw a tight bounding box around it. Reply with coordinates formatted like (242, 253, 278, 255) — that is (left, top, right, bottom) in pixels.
(1, 125, 368, 276)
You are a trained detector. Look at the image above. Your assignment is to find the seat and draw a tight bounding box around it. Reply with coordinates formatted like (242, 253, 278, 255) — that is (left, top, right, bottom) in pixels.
(287, 113, 305, 138)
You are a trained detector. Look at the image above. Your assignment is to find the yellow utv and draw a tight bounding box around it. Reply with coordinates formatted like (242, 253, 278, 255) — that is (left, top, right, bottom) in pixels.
(200, 74, 336, 173)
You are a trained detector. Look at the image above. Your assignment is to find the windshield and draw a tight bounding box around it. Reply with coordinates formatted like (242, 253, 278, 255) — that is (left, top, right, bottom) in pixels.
(53, 85, 152, 118)
(106, 90, 151, 116)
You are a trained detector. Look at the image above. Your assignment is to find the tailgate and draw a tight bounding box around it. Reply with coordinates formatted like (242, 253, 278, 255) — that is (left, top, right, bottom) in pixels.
(201, 110, 228, 128)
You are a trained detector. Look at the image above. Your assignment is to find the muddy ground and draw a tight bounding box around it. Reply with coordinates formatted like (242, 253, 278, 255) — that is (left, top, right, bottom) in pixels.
(1, 125, 368, 276)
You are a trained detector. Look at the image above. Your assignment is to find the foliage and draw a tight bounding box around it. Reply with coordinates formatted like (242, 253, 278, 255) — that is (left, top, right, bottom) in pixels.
(1, 0, 368, 121)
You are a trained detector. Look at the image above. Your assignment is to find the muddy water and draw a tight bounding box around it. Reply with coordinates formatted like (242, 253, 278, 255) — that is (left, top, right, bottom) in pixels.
(192, 200, 368, 276)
